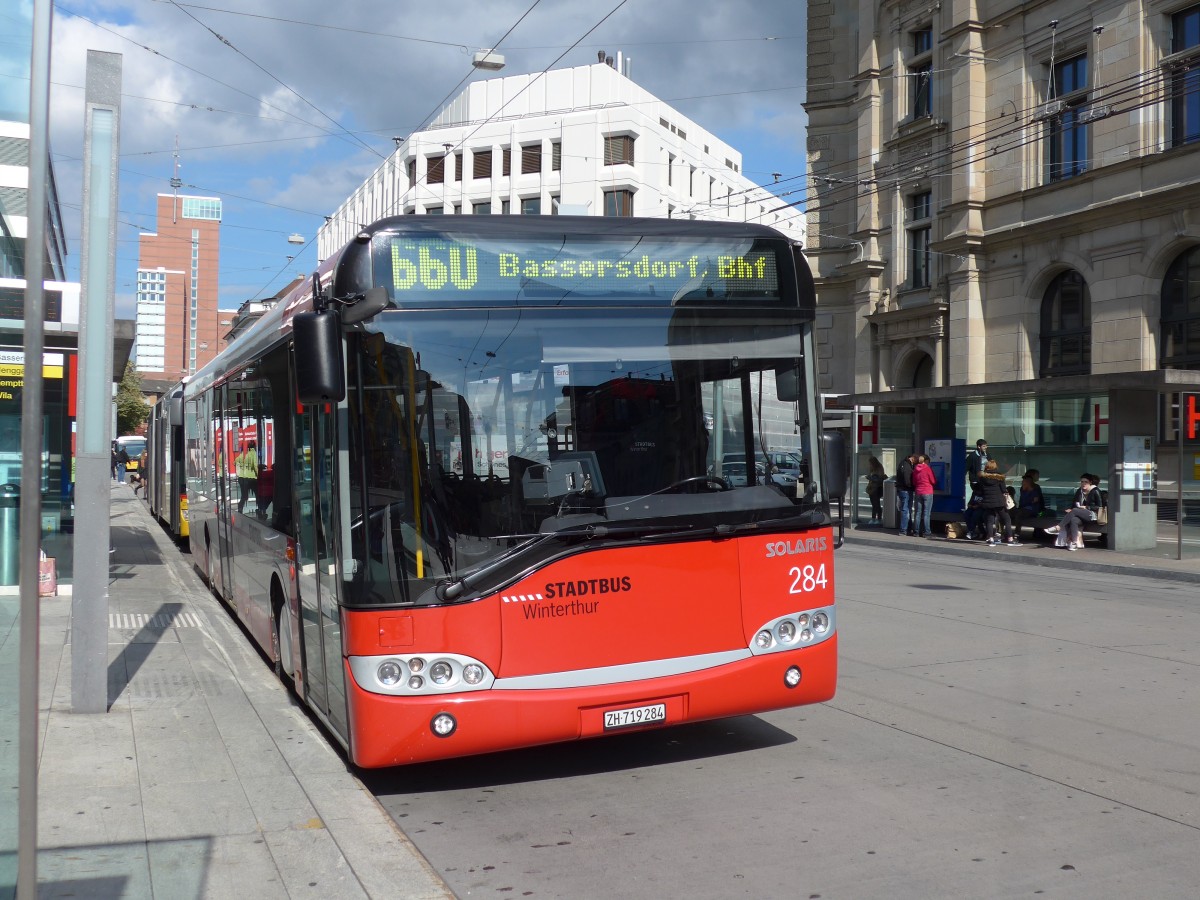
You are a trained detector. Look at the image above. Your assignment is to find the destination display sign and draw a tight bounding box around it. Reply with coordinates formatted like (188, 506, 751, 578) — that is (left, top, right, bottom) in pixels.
(0, 285, 63, 322)
(377, 233, 788, 306)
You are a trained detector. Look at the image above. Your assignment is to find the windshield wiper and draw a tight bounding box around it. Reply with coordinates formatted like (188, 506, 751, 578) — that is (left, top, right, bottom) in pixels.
(434, 515, 824, 603)
(436, 523, 683, 601)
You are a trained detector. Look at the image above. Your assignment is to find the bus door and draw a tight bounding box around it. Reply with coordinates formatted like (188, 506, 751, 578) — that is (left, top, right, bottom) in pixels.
(292, 402, 348, 736)
(210, 388, 235, 600)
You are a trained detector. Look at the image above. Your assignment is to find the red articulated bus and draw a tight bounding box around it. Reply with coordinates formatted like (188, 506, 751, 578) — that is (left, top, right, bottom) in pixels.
(183, 215, 844, 767)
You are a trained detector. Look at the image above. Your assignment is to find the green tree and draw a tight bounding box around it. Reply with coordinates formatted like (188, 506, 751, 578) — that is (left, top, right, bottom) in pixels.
(115, 361, 149, 436)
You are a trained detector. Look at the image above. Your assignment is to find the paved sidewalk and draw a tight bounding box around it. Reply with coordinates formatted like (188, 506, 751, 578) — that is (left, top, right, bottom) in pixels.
(36, 485, 453, 899)
(844, 521, 1200, 583)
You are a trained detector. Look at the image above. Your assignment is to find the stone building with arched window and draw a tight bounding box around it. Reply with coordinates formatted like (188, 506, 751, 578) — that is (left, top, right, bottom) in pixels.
(806, 0, 1200, 552)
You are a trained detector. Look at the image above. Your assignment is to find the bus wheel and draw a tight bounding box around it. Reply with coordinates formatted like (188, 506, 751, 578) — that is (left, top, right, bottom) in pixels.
(273, 587, 294, 682)
(206, 534, 218, 592)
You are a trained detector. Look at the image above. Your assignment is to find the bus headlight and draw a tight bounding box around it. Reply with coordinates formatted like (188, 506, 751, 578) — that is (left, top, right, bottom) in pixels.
(349, 652, 495, 696)
(429, 661, 453, 685)
(378, 661, 403, 686)
(749, 608, 836, 655)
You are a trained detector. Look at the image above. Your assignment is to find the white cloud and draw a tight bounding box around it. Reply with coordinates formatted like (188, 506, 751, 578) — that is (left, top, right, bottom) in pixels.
(48, 0, 810, 304)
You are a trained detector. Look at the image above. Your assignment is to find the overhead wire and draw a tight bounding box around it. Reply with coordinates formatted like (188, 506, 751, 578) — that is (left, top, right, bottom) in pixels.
(370, 0, 635, 226)
(55, 5, 357, 148)
(162, 0, 384, 159)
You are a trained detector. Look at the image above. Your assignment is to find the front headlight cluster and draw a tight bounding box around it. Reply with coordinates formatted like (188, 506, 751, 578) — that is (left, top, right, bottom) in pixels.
(348, 652, 495, 696)
(750, 608, 835, 654)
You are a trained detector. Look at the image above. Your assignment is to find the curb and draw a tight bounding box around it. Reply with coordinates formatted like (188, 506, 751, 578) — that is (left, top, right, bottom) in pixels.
(842, 530, 1200, 585)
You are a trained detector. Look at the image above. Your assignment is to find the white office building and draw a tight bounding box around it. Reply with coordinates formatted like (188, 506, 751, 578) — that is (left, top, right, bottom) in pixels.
(318, 55, 805, 259)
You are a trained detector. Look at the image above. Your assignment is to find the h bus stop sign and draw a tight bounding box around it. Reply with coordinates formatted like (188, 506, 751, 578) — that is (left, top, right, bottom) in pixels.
(1186, 393, 1200, 442)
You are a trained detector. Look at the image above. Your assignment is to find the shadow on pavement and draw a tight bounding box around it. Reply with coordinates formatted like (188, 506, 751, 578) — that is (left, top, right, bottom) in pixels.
(107, 601, 186, 709)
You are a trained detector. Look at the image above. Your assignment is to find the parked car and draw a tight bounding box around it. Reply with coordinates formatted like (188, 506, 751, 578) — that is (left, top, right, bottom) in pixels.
(719, 456, 798, 489)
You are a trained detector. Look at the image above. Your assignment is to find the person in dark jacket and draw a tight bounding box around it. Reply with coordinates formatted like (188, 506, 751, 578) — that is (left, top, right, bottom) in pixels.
(895, 452, 917, 536)
(967, 438, 988, 492)
(114, 445, 129, 483)
(1045, 473, 1104, 550)
(1010, 473, 1045, 532)
(978, 459, 1016, 545)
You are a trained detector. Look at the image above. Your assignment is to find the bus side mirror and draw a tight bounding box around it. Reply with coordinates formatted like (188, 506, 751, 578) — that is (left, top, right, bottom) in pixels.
(821, 431, 847, 500)
(775, 365, 801, 402)
(168, 391, 183, 426)
(293, 309, 346, 403)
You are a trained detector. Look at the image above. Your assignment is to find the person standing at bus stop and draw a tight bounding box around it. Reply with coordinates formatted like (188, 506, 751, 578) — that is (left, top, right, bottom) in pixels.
(236, 440, 259, 513)
(912, 453, 937, 538)
(895, 451, 917, 536)
(967, 438, 989, 492)
(114, 443, 129, 484)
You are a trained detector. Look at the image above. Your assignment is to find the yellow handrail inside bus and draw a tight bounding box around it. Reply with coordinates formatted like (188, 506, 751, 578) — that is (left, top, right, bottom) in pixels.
(406, 349, 424, 578)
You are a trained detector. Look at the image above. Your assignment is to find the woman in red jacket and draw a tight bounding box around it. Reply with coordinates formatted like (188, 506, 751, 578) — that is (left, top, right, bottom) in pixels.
(912, 453, 937, 537)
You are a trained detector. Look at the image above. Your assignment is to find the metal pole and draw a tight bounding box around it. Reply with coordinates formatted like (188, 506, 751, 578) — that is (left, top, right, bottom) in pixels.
(72, 51, 122, 714)
(182, 281, 188, 377)
(18, 3, 53, 893)
(1178, 396, 1184, 562)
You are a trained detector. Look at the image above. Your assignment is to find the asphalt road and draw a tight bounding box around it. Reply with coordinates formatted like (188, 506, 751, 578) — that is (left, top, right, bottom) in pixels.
(363, 542, 1200, 899)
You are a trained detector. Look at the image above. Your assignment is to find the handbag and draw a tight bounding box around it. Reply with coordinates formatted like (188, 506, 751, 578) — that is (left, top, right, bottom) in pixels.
(1004, 493, 1015, 510)
(1095, 506, 1108, 525)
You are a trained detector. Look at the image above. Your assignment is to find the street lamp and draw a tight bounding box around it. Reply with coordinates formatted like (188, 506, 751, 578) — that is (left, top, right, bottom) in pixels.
(472, 49, 505, 71)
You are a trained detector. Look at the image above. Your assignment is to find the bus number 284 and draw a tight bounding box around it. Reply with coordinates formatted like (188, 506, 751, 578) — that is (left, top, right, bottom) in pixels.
(789, 564, 828, 594)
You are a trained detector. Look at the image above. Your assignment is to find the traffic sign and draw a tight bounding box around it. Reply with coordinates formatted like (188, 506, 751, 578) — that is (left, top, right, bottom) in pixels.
(1186, 393, 1200, 442)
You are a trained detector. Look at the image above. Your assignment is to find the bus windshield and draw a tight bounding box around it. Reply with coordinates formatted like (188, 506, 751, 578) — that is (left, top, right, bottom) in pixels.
(345, 303, 826, 606)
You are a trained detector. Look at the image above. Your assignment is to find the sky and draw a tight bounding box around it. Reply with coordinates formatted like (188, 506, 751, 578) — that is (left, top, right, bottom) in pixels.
(46, 0, 810, 320)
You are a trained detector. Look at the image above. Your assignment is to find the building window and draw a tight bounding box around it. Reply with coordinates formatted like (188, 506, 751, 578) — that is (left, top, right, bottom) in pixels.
(473, 201, 492, 215)
(502, 148, 511, 176)
(1161, 246, 1200, 369)
(603, 134, 635, 166)
(907, 191, 932, 289)
(520, 196, 541, 215)
(473, 149, 492, 179)
(603, 189, 633, 217)
(908, 27, 933, 120)
(551, 141, 562, 172)
(501, 199, 511, 214)
(406, 159, 416, 186)
(426, 206, 443, 215)
(454, 152, 463, 182)
(1170, 5, 1200, 147)
(1045, 54, 1089, 181)
(1040, 270, 1091, 377)
(521, 143, 541, 175)
(667, 152, 675, 187)
(181, 197, 222, 220)
(426, 156, 444, 184)
(549, 194, 560, 214)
